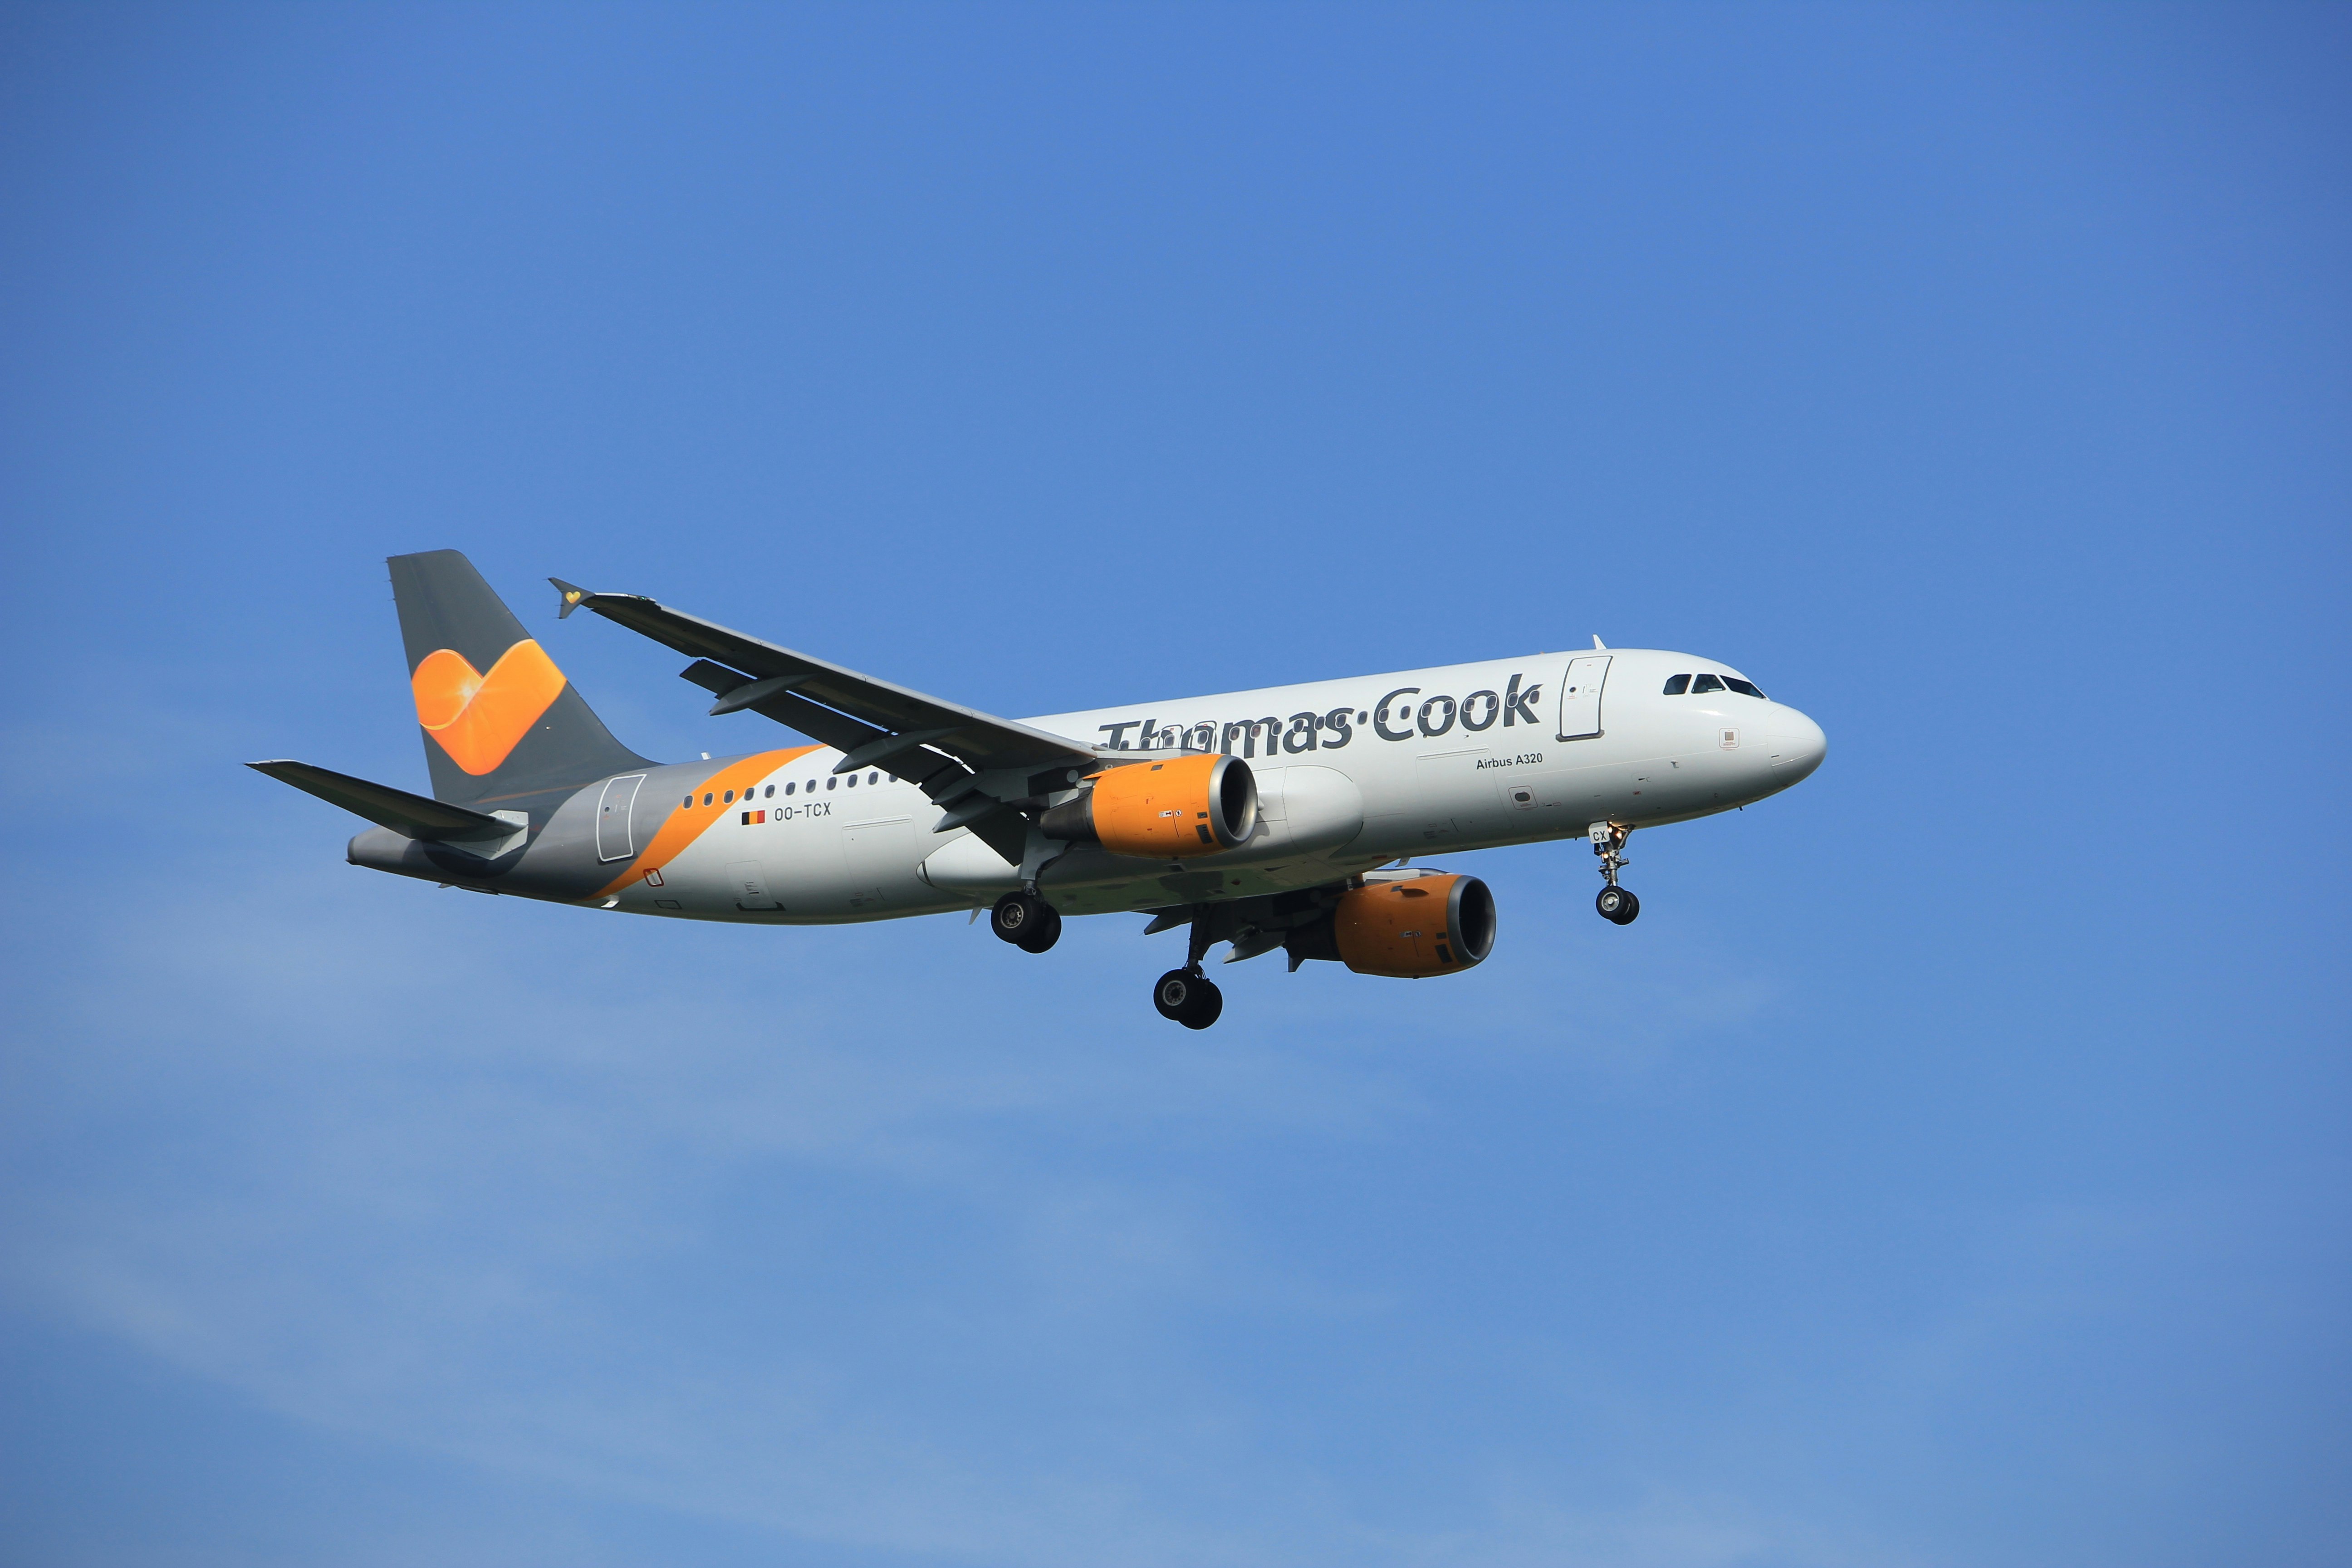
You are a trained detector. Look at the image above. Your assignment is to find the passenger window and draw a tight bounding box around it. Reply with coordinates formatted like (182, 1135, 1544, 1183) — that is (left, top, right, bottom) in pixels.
(1724, 677, 1766, 699)
(845, 773, 857, 788)
(682, 795, 693, 808)
(868, 771, 879, 785)
(764, 784, 774, 798)
(784, 781, 796, 796)
(825, 777, 836, 790)
(1691, 673, 1725, 694)
(1662, 674, 1691, 696)
(702, 792, 713, 806)
(723, 790, 734, 803)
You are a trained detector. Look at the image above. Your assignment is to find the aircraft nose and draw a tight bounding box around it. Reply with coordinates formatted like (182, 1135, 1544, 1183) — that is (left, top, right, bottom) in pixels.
(1764, 706, 1827, 782)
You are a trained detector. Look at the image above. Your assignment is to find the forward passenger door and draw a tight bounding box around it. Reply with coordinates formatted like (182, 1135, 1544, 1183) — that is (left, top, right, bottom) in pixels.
(1556, 656, 1611, 741)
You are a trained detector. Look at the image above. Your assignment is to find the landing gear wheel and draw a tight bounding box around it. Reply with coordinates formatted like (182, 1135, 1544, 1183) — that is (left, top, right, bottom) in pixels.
(1016, 904, 1062, 953)
(1589, 823, 1638, 925)
(992, 891, 1053, 949)
(1152, 968, 1224, 1029)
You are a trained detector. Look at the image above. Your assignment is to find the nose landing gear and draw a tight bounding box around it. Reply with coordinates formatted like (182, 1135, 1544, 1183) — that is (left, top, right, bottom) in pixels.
(1590, 822, 1639, 925)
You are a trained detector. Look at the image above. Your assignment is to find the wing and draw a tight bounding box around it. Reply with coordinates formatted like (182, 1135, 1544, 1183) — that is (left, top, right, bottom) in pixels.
(551, 579, 1098, 863)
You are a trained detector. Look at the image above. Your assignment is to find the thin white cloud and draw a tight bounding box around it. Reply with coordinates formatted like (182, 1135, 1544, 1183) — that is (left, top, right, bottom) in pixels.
(2, 788, 1873, 1567)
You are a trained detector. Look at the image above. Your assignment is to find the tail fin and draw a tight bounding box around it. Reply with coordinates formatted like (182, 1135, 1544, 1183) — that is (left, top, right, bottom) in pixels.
(388, 549, 649, 806)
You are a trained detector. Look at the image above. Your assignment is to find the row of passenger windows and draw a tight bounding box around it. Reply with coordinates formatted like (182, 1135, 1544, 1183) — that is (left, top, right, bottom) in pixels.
(1662, 672, 1767, 699)
(683, 769, 885, 808)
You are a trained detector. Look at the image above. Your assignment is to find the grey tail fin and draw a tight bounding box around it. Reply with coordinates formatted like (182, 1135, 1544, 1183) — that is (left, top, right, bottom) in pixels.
(388, 549, 650, 807)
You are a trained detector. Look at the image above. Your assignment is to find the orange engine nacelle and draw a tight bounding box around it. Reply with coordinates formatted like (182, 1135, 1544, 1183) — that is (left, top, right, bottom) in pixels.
(1038, 753, 1258, 858)
(1287, 872, 1496, 978)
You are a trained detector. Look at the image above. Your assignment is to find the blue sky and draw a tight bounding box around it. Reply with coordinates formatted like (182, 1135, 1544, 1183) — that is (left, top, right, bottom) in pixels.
(2, 5, 2346, 1564)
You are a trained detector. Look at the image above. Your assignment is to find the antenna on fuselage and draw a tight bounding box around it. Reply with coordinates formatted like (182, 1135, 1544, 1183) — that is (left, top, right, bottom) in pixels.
(1592, 634, 1607, 649)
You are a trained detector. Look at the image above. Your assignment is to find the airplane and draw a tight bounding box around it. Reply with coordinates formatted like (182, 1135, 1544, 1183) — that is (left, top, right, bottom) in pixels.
(252, 551, 1827, 1028)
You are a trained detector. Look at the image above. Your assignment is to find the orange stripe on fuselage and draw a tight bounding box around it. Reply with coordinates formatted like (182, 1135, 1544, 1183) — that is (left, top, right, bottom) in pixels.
(596, 746, 822, 899)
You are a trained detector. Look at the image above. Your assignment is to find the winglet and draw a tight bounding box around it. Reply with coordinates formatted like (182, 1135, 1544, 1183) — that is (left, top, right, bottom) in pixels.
(549, 578, 589, 619)
(1592, 634, 1607, 650)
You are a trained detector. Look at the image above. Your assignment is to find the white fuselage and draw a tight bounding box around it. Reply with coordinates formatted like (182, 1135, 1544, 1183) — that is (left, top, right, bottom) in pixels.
(587, 647, 1825, 923)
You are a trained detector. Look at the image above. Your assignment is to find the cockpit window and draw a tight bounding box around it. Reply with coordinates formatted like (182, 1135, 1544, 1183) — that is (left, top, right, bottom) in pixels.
(1662, 674, 1691, 695)
(1690, 673, 1725, 694)
(1723, 677, 1766, 699)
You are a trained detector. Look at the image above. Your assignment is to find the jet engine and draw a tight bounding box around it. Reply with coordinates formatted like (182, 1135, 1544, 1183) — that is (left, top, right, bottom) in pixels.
(1283, 872, 1496, 977)
(1039, 753, 1258, 858)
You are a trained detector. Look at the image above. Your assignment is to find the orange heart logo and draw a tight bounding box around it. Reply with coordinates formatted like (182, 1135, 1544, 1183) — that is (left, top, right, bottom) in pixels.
(411, 639, 568, 775)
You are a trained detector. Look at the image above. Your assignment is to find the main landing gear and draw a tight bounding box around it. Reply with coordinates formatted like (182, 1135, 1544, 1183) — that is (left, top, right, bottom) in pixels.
(1590, 821, 1640, 925)
(1149, 904, 1225, 1028)
(990, 889, 1062, 953)
(1152, 968, 1224, 1030)
(994, 889, 1225, 1027)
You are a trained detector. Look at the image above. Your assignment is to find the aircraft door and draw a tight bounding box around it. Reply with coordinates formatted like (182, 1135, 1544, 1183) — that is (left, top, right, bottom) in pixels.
(596, 773, 646, 862)
(840, 813, 915, 913)
(1556, 656, 1611, 741)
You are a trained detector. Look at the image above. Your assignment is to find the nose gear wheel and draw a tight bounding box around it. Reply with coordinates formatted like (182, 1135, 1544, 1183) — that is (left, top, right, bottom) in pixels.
(1589, 822, 1638, 924)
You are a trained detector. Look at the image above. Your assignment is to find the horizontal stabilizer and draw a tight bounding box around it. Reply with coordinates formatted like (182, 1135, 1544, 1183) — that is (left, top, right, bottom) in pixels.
(247, 760, 520, 843)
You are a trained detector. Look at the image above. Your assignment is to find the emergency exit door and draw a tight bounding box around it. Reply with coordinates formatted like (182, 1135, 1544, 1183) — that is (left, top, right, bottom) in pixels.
(1556, 655, 1611, 741)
